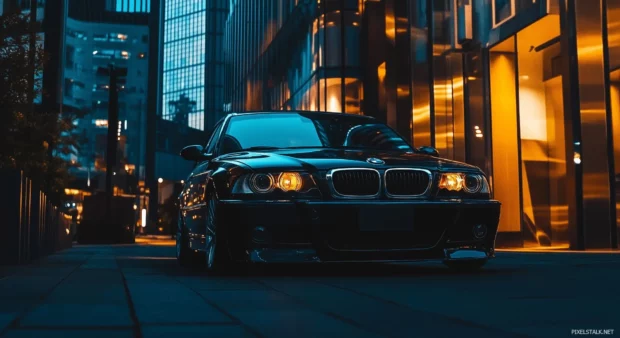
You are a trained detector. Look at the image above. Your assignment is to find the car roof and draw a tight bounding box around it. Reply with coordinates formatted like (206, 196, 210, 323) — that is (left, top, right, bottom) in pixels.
(227, 110, 376, 120)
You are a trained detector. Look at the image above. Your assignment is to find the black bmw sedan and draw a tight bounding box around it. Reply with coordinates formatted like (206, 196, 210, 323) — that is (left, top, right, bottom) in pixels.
(177, 111, 501, 273)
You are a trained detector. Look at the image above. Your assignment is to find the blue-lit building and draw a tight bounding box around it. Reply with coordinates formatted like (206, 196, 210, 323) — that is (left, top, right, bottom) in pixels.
(63, 1, 150, 192)
(148, 0, 228, 186)
(108, 0, 151, 13)
(161, 1, 207, 130)
(159, 0, 227, 132)
(140, 0, 228, 234)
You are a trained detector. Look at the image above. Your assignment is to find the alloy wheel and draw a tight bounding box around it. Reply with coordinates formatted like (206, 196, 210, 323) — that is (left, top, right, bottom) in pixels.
(205, 197, 217, 270)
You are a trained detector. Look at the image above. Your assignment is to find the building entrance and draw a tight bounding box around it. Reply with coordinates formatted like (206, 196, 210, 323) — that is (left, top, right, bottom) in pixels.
(489, 14, 569, 248)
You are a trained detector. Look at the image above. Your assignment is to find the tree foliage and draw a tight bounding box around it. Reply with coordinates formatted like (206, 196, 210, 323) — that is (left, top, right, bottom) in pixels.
(0, 10, 79, 199)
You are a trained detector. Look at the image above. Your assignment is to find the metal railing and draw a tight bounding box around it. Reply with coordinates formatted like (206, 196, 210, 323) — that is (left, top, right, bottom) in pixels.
(0, 169, 73, 265)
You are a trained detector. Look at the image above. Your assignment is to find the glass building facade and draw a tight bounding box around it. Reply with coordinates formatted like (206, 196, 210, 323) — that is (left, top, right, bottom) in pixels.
(224, 0, 620, 250)
(147, 0, 227, 234)
(162, 0, 207, 130)
(109, 0, 151, 13)
(161, 0, 227, 131)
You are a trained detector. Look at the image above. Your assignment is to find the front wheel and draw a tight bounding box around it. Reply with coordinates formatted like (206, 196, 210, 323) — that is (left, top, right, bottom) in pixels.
(443, 259, 487, 272)
(204, 195, 236, 275)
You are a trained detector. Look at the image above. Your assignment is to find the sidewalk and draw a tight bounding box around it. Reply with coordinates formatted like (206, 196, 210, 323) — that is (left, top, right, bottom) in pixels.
(498, 248, 620, 254)
(2, 242, 619, 338)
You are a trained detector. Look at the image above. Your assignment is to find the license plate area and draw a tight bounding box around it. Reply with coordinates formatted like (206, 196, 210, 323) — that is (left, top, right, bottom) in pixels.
(358, 205, 415, 232)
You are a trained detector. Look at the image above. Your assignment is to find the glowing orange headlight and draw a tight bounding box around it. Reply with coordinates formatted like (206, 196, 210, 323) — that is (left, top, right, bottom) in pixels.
(438, 173, 464, 191)
(278, 172, 303, 192)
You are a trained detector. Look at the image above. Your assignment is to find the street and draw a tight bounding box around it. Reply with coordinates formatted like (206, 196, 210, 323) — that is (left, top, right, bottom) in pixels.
(0, 240, 618, 338)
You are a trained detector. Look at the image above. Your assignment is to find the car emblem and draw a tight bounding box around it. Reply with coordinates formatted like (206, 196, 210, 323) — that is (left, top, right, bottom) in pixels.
(366, 158, 385, 165)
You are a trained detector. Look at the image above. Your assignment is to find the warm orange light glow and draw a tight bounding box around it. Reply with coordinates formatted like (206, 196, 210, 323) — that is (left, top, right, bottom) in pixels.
(325, 78, 342, 112)
(64, 188, 80, 195)
(385, 11, 395, 42)
(278, 172, 302, 192)
(490, 47, 521, 233)
(377, 62, 386, 83)
(328, 94, 340, 112)
(438, 173, 464, 191)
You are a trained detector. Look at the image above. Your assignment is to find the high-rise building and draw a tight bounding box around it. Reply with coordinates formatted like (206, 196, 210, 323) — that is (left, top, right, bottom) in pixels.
(106, 0, 151, 13)
(159, 0, 228, 132)
(223, 0, 620, 250)
(142, 0, 228, 234)
(61, 0, 150, 195)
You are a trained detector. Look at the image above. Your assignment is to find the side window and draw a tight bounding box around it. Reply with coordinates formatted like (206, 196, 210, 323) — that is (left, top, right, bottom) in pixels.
(205, 123, 224, 155)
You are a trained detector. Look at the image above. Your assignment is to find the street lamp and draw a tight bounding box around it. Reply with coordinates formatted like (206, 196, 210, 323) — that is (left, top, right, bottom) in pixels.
(141, 208, 147, 228)
(157, 178, 163, 206)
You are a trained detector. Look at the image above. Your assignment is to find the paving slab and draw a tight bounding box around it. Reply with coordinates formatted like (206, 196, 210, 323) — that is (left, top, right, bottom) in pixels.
(19, 303, 133, 327)
(231, 308, 383, 338)
(126, 276, 233, 324)
(141, 324, 254, 338)
(2, 329, 133, 338)
(0, 313, 16, 333)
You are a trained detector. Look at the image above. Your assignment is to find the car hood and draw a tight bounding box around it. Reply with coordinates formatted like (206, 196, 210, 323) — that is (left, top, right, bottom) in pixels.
(215, 148, 481, 173)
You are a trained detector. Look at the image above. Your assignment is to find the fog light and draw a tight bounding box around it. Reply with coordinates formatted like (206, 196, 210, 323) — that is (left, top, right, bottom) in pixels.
(473, 224, 487, 239)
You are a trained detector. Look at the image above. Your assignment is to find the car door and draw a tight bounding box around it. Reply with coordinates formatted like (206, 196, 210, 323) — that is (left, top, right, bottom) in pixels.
(183, 122, 224, 249)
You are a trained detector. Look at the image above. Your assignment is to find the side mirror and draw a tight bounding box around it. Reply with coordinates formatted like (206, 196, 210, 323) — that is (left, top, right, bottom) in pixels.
(180, 145, 211, 162)
(417, 146, 439, 157)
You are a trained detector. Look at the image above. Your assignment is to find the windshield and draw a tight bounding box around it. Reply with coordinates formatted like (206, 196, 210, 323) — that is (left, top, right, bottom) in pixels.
(218, 113, 413, 154)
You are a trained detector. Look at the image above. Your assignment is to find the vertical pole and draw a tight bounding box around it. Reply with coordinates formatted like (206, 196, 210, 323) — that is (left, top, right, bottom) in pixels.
(559, 0, 584, 250)
(340, 0, 346, 114)
(601, 0, 618, 249)
(106, 64, 119, 222)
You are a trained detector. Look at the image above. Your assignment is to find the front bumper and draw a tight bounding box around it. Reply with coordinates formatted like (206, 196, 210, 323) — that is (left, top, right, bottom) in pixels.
(218, 199, 501, 263)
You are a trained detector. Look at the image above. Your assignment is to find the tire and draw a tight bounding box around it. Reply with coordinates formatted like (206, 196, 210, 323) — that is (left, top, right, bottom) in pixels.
(204, 194, 236, 275)
(443, 259, 487, 272)
(176, 218, 200, 267)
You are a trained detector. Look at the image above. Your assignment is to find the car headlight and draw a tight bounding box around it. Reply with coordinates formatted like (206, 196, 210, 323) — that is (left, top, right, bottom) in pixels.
(249, 173, 276, 193)
(232, 171, 318, 196)
(277, 172, 303, 192)
(438, 173, 489, 194)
